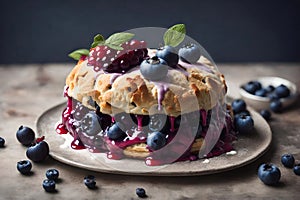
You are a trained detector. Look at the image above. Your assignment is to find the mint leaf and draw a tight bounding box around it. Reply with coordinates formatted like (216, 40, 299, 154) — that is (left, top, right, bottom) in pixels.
(105, 32, 134, 49)
(91, 34, 105, 48)
(163, 24, 186, 47)
(68, 49, 89, 60)
(105, 43, 123, 51)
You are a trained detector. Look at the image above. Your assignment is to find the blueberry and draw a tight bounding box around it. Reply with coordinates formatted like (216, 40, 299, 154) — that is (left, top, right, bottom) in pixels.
(17, 160, 32, 174)
(140, 56, 169, 81)
(136, 187, 147, 198)
(231, 99, 247, 114)
(293, 164, 300, 176)
(243, 81, 261, 94)
(235, 114, 254, 134)
(255, 88, 267, 97)
(258, 163, 281, 185)
(26, 140, 49, 162)
(148, 114, 169, 133)
(178, 43, 201, 64)
(270, 100, 282, 113)
(16, 126, 35, 146)
(275, 84, 290, 98)
(156, 46, 179, 67)
(43, 179, 56, 192)
(84, 175, 96, 189)
(0, 137, 5, 147)
(265, 85, 275, 93)
(281, 154, 295, 168)
(107, 122, 127, 140)
(260, 110, 271, 121)
(267, 92, 280, 101)
(46, 169, 59, 181)
(147, 131, 166, 151)
(234, 110, 250, 122)
(81, 112, 102, 136)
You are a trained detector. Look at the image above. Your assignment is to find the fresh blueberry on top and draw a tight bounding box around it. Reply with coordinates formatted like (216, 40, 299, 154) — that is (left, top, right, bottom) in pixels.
(260, 110, 271, 121)
(147, 131, 166, 151)
(107, 122, 127, 141)
(140, 56, 169, 81)
(281, 154, 295, 168)
(16, 126, 35, 146)
(270, 100, 282, 113)
(275, 84, 290, 98)
(265, 85, 275, 93)
(235, 114, 254, 134)
(258, 163, 281, 185)
(84, 175, 96, 189)
(178, 43, 201, 64)
(156, 46, 179, 67)
(81, 112, 102, 136)
(17, 160, 32, 175)
(231, 99, 247, 114)
(46, 169, 59, 181)
(42, 179, 56, 192)
(136, 187, 147, 198)
(294, 164, 300, 176)
(0, 137, 5, 147)
(255, 88, 268, 97)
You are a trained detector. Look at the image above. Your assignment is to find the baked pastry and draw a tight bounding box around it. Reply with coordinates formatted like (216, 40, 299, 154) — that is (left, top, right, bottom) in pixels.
(56, 25, 236, 166)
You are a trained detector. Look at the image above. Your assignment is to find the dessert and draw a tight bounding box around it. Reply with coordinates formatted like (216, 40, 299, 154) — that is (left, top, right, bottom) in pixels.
(56, 24, 237, 166)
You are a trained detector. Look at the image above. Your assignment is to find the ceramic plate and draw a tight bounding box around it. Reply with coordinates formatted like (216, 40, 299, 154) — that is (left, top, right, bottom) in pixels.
(36, 102, 272, 176)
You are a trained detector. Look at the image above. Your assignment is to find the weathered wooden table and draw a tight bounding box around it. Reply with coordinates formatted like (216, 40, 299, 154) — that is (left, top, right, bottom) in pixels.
(0, 63, 299, 199)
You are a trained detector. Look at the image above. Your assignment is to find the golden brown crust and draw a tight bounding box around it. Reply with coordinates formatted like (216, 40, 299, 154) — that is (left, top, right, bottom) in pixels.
(66, 49, 227, 116)
(121, 138, 204, 159)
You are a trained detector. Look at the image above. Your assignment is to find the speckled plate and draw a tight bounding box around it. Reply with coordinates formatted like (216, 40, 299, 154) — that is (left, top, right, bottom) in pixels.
(36, 102, 272, 176)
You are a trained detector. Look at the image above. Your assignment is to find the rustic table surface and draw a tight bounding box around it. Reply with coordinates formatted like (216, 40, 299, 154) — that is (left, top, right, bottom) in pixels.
(0, 63, 299, 199)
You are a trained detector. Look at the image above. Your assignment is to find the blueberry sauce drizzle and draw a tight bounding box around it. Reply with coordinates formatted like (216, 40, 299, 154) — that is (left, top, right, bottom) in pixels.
(57, 87, 237, 166)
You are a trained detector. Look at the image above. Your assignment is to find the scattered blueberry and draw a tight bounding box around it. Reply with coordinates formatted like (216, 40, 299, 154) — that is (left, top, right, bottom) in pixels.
(270, 100, 282, 113)
(178, 43, 201, 64)
(234, 110, 250, 122)
(140, 56, 169, 81)
(43, 179, 56, 192)
(17, 160, 32, 174)
(231, 99, 247, 114)
(265, 85, 275, 93)
(258, 163, 281, 185)
(46, 169, 59, 181)
(0, 137, 5, 147)
(136, 187, 147, 198)
(275, 84, 290, 98)
(16, 126, 35, 146)
(156, 45, 179, 67)
(26, 138, 49, 162)
(235, 114, 254, 134)
(107, 122, 127, 141)
(281, 154, 295, 168)
(260, 110, 271, 121)
(81, 112, 102, 136)
(84, 175, 96, 189)
(293, 164, 300, 176)
(255, 88, 267, 97)
(147, 131, 166, 150)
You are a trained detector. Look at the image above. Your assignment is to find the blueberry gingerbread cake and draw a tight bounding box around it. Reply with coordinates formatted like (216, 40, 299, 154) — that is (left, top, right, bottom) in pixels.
(56, 24, 237, 166)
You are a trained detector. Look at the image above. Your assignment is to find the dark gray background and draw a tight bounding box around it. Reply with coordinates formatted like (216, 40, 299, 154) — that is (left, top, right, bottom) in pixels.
(0, 0, 299, 64)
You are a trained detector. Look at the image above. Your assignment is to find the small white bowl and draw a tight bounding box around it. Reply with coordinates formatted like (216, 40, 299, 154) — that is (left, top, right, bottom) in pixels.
(239, 77, 298, 110)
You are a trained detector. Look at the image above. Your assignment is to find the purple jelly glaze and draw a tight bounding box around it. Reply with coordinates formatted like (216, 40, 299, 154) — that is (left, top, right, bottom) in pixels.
(57, 87, 237, 166)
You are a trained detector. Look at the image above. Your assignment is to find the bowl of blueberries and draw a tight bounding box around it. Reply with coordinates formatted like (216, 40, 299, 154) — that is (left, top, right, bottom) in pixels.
(239, 77, 298, 112)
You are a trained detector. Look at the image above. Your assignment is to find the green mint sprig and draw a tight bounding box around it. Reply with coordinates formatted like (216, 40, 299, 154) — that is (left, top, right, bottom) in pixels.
(163, 24, 186, 47)
(68, 32, 135, 60)
(68, 49, 89, 60)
